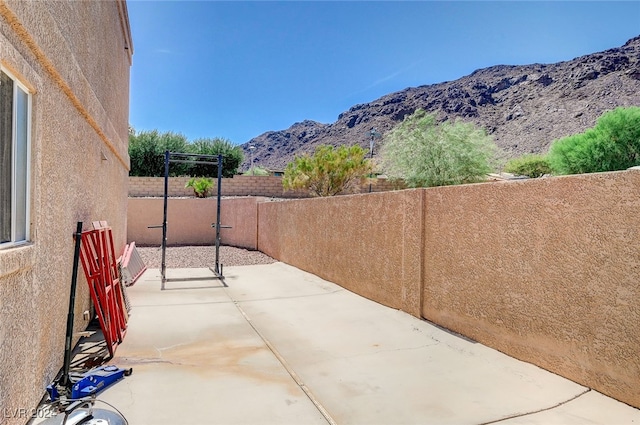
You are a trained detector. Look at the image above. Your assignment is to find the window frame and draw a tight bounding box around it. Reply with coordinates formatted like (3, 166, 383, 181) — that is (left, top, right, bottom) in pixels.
(0, 67, 32, 249)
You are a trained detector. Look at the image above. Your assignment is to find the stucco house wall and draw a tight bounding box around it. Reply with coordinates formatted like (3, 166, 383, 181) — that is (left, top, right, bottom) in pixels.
(0, 1, 132, 422)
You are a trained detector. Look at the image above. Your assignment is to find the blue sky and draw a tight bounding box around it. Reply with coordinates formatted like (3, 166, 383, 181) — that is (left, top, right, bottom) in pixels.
(127, 1, 640, 145)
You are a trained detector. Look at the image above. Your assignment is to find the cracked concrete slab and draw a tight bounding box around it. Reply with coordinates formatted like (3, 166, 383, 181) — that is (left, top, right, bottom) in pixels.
(99, 263, 640, 424)
(495, 390, 640, 424)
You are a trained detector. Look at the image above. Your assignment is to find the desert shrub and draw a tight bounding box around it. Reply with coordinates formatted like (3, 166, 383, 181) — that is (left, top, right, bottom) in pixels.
(504, 154, 552, 178)
(379, 109, 498, 187)
(283, 145, 373, 196)
(548, 106, 640, 175)
(185, 177, 214, 198)
(243, 166, 270, 176)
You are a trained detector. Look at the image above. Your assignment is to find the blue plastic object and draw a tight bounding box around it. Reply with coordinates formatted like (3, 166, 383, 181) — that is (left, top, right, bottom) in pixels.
(70, 365, 131, 399)
(46, 383, 59, 401)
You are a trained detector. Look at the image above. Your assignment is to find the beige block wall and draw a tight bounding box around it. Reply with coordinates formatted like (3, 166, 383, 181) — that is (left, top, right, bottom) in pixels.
(0, 2, 131, 422)
(129, 176, 309, 198)
(127, 197, 267, 250)
(421, 169, 640, 409)
(128, 175, 402, 198)
(256, 169, 640, 409)
(258, 191, 424, 316)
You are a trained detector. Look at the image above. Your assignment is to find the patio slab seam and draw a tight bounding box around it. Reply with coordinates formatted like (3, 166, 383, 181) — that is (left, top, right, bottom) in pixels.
(227, 288, 346, 304)
(228, 295, 336, 425)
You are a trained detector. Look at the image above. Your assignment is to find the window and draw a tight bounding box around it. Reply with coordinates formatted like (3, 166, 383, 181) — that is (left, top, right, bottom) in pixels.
(0, 69, 31, 247)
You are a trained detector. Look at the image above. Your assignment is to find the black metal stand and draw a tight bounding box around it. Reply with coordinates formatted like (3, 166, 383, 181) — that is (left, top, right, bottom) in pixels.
(149, 151, 225, 289)
(61, 222, 84, 388)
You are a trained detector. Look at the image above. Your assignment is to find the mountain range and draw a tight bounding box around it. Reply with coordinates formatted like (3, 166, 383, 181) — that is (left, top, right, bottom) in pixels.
(240, 36, 640, 171)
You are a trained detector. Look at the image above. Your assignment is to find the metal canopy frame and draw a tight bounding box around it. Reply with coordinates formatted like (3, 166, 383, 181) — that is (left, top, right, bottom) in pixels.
(149, 151, 225, 289)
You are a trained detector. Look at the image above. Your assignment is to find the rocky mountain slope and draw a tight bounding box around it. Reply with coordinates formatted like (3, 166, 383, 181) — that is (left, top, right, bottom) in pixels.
(241, 36, 640, 171)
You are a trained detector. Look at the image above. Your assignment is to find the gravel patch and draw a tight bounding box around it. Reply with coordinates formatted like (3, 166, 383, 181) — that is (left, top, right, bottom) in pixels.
(136, 245, 277, 269)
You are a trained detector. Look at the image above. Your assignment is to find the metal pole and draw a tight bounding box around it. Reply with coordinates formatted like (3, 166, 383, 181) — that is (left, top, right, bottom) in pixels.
(161, 150, 169, 288)
(369, 131, 375, 193)
(215, 154, 223, 275)
(61, 221, 84, 388)
(249, 145, 255, 174)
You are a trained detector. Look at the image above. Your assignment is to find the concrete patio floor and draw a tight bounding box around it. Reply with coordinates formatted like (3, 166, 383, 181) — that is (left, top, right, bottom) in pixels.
(99, 263, 640, 424)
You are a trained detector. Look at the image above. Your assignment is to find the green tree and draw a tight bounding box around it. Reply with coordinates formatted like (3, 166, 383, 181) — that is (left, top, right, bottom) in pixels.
(504, 154, 552, 178)
(129, 130, 190, 176)
(283, 145, 373, 196)
(379, 109, 497, 187)
(548, 106, 640, 175)
(188, 138, 243, 178)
